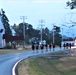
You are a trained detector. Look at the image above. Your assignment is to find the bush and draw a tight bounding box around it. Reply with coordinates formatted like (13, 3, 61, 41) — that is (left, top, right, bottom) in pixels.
(4, 45, 12, 49)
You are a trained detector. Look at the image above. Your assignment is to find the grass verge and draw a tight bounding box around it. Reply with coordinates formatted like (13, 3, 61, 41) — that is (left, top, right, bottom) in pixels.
(0, 46, 32, 55)
(18, 50, 76, 75)
(0, 49, 29, 55)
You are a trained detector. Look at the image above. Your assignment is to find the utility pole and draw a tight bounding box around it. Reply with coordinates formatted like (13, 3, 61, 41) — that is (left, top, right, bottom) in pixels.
(61, 24, 65, 46)
(53, 27, 54, 44)
(39, 19, 45, 43)
(20, 16, 27, 47)
(62, 28, 63, 43)
(53, 24, 55, 44)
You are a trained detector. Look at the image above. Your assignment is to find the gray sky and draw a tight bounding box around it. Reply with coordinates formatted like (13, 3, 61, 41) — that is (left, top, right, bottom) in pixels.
(0, 0, 76, 37)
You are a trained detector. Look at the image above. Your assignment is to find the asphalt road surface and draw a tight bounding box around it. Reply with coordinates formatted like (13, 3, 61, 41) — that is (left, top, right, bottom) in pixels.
(0, 47, 70, 75)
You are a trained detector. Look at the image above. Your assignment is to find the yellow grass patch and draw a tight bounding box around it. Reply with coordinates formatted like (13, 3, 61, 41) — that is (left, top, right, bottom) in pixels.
(56, 56, 76, 71)
(18, 59, 29, 75)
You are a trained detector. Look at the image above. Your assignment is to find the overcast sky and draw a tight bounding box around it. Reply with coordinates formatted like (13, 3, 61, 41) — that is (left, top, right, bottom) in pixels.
(0, 0, 76, 37)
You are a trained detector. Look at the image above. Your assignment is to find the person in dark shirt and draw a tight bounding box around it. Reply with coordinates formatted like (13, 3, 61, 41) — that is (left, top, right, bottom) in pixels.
(59, 43, 61, 49)
(49, 43, 51, 51)
(36, 43, 39, 53)
(69, 43, 71, 49)
(63, 43, 66, 49)
(66, 43, 68, 49)
(53, 43, 55, 51)
(45, 43, 48, 52)
(40, 44, 44, 52)
(32, 43, 35, 52)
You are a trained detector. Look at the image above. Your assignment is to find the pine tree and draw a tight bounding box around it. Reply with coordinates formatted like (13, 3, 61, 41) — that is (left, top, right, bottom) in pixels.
(1, 9, 12, 35)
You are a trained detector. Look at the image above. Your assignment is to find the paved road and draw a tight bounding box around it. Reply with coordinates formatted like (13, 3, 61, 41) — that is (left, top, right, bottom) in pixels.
(0, 47, 70, 75)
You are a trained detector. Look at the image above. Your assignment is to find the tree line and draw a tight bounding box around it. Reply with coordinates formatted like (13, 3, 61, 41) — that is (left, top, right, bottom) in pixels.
(1, 0, 76, 46)
(0, 9, 62, 45)
(12, 23, 62, 45)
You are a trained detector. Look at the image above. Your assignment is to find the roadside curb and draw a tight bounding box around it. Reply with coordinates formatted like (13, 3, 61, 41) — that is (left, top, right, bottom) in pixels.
(12, 58, 25, 75)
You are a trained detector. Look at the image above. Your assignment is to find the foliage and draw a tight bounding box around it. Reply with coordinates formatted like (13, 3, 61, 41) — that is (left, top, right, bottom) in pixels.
(1, 9, 12, 35)
(25, 34, 30, 44)
(0, 9, 12, 42)
(54, 33, 62, 45)
(52, 25, 61, 45)
(4, 45, 12, 49)
(12, 23, 40, 43)
(53, 25, 60, 33)
(67, 0, 76, 9)
(12, 23, 62, 45)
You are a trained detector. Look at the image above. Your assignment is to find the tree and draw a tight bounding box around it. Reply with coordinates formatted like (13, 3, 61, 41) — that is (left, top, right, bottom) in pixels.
(54, 34, 62, 45)
(11, 24, 18, 36)
(67, 0, 76, 9)
(12, 23, 40, 44)
(1, 9, 12, 35)
(53, 26, 60, 33)
(42, 27, 50, 43)
(12, 22, 62, 45)
(51, 25, 61, 45)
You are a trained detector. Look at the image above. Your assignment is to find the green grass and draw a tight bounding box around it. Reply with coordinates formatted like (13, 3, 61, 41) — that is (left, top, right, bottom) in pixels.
(18, 49, 76, 75)
(48, 51, 66, 55)
(28, 57, 61, 75)
(27, 56, 76, 75)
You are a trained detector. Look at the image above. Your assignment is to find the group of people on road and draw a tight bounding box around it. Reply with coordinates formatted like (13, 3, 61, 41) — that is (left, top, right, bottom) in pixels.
(31, 42, 56, 52)
(63, 43, 72, 49)
(31, 42, 72, 53)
